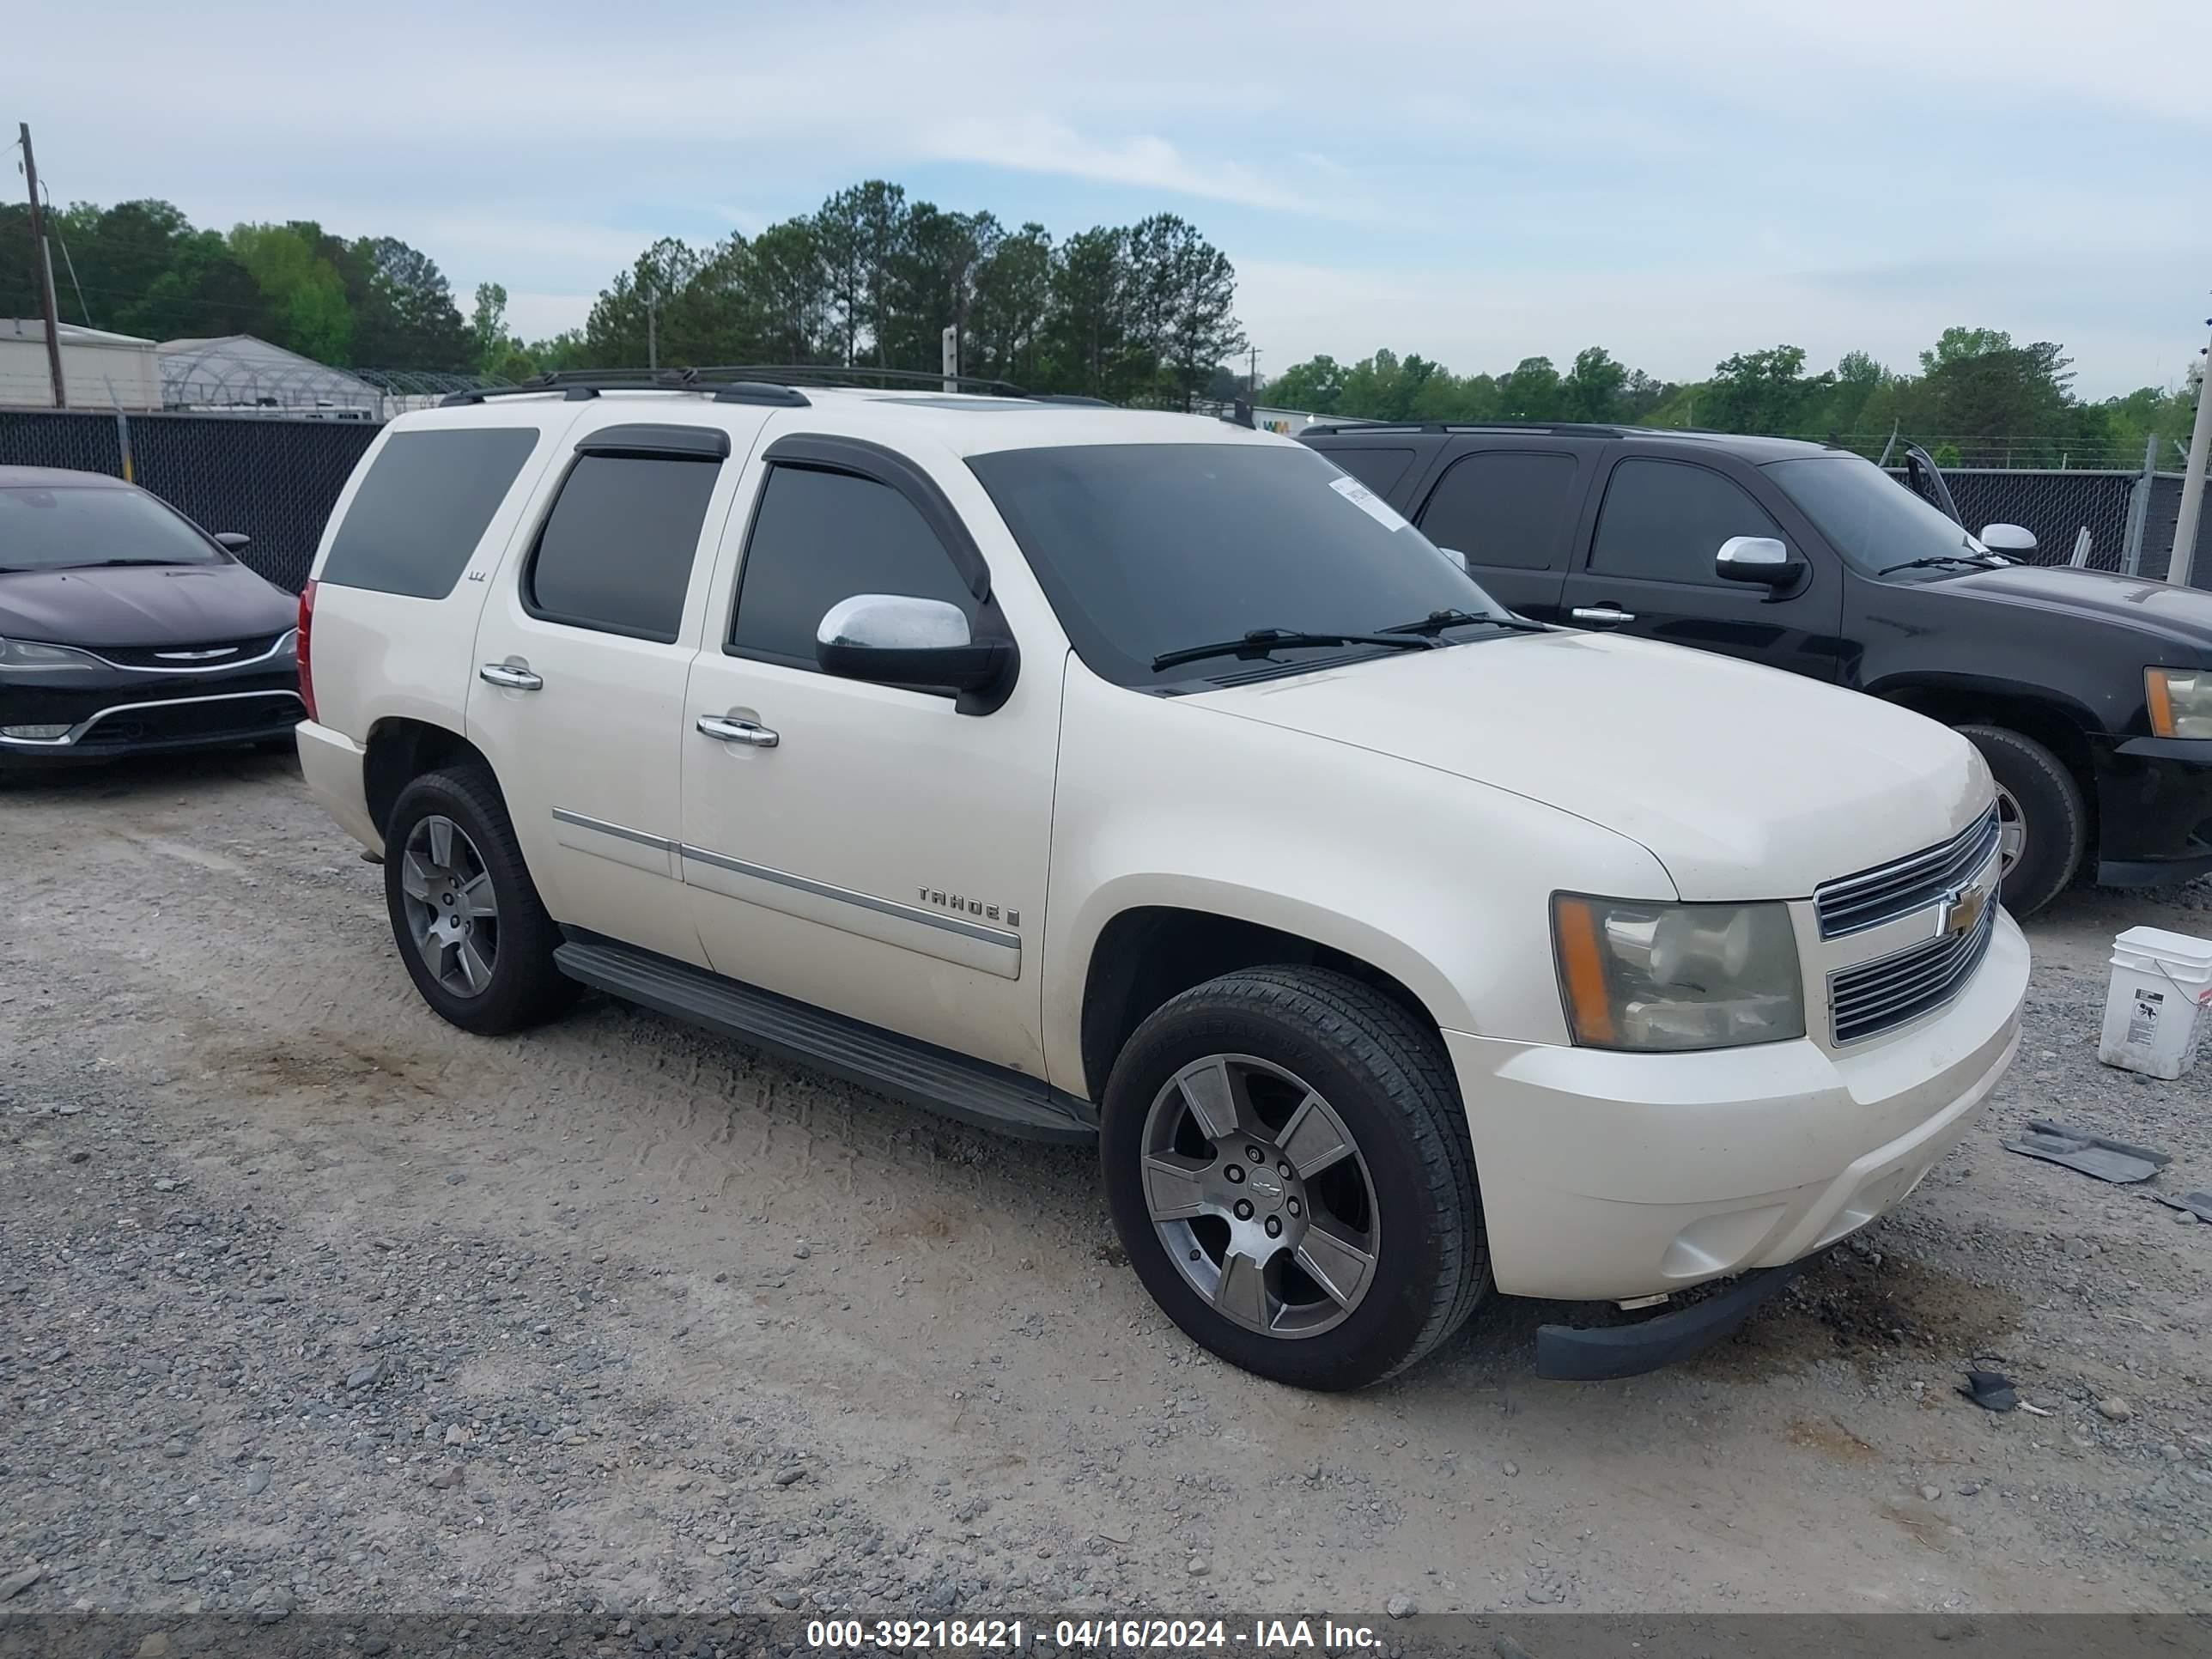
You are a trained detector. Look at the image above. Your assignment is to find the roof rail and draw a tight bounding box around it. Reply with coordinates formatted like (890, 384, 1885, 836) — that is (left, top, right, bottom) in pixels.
(441, 369, 809, 408)
(439, 362, 1067, 409)
(1300, 420, 1634, 439)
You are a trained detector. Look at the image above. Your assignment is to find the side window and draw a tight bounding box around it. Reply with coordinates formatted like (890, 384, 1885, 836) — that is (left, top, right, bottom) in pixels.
(322, 428, 538, 599)
(1418, 451, 1579, 571)
(1589, 459, 1786, 586)
(525, 453, 722, 642)
(1323, 446, 1417, 498)
(729, 465, 977, 669)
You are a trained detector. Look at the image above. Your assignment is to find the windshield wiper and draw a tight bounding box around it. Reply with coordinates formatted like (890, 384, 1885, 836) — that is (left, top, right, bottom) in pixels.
(1381, 607, 1547, 637)
(1876, 554, 2002, 576)
(1152, 628, 1436, 673)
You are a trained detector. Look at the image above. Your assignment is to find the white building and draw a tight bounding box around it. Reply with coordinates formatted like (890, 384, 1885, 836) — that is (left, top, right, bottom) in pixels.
(0, 319, 163, 409)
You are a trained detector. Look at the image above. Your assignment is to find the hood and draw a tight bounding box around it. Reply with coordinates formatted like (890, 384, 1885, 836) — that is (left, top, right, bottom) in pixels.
(1941, 564, 2212, 653)
(0, 561, 295, 649)
(1195, 630, 1989, 901)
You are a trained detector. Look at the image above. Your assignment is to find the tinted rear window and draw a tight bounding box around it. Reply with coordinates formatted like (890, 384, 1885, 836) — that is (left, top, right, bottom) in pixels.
(526, 453, 722, 642)
(1319, 446, 1416, 497)
(1418, 451, 1580, 571)
(321, 428, 538, 599)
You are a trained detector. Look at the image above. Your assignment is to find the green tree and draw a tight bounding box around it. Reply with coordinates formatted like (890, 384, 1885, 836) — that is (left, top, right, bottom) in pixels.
(967, 222, 1054, 386)
(1127, 214, 1245, 410)
(1267, 354, 1346, 414)
(228, 222, 354, 363)
(1703, 344, 1832, 434)
(1561, 347, 1628, 422)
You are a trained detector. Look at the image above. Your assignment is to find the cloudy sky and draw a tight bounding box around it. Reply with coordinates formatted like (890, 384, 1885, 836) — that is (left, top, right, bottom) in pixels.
(12, 0, 2208, 395)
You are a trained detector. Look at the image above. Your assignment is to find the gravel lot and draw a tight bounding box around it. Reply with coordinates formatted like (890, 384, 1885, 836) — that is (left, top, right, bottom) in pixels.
(4, 751, 2212, 1623)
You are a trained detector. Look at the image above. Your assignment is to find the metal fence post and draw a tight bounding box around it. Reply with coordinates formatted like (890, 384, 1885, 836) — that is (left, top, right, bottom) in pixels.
(2122, 434, 2157, 575)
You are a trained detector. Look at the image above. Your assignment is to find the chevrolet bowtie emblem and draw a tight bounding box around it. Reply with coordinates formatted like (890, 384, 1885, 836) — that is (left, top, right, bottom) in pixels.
(1936, 879, 1992, 939)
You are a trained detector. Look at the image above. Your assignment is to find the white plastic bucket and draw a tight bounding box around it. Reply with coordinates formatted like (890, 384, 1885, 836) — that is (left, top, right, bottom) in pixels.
(2098, 925, 2212, 1081)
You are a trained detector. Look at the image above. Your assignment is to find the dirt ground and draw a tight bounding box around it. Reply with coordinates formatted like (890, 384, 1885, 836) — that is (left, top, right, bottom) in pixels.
(4, 750, 2211, 1621)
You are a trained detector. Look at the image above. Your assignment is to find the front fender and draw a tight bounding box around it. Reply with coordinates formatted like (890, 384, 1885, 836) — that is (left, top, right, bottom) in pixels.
(1041, 666, 1674, 1096)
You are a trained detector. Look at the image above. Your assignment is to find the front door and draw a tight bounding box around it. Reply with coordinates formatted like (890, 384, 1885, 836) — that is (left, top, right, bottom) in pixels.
(468, 414, 760, 965)
(680, 447, 1062, 1076)
(1558, 455, 1844, 679)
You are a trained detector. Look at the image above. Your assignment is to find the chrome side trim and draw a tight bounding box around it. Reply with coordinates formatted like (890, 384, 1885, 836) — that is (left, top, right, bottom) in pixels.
(74, 629, 298, 675)
(678, 844, 1021, 950)
(550, 807, 676, 853)
(0, 689, 304, 749)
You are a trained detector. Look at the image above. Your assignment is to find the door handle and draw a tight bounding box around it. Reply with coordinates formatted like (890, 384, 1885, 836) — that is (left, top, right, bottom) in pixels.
(479, 661, 544, 690)
(696, 714, 780, 749)
(1570, 606, 1637, 627)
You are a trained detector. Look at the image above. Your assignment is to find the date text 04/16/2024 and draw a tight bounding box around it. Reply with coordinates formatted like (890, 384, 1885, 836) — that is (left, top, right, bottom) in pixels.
(804, 1618, 1385, 1650)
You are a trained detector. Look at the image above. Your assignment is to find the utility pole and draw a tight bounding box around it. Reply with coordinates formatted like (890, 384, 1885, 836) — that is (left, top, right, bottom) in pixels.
(646, 294, 658, 371)
(18, 123, 67, 408)
(1248, 343, 1259, 405)
(2171, 309, 2212, 590)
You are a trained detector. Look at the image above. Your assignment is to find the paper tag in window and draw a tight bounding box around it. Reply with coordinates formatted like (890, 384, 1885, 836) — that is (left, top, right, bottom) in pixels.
(1328, 475, 1408, 532)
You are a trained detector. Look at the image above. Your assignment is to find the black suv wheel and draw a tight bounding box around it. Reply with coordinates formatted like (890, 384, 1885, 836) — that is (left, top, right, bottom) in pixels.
(1955, 725, 2087, 916)
(1101, 967, 1487, 1389)
(383, 767, 578, 1034)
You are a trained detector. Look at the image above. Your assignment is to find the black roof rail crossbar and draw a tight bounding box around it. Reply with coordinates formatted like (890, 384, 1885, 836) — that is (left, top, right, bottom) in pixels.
(708, 363, 1038, 398)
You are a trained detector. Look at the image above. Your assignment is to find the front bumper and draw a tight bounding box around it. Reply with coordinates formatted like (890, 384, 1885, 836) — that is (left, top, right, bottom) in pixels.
(1443, 910, 2027, 1304)
(0, 651, 302, 766)
(2092, 735, 2212, 886)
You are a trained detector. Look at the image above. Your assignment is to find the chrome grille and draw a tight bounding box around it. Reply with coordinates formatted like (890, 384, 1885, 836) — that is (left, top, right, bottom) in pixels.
(1814, 804, 2002, 940)
(1828, 891, 1998, 1044)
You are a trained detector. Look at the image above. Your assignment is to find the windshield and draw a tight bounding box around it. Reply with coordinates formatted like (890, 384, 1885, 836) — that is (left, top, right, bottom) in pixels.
(967, 442, 1512, 688)
(0, 484, 226, 573)
(1764, 454, 1988, 577)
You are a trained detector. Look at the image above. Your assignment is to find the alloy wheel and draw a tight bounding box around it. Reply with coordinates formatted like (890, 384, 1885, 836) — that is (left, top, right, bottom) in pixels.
(1139, 1054, 1380, 1339)
(1994, 782, 2027, 878)
(398, 814, 500, 998)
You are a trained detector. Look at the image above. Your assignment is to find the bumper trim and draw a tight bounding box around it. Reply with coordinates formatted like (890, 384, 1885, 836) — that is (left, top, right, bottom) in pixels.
(1534, 1260, 1805, 1382)
(0, 689, 305, 750)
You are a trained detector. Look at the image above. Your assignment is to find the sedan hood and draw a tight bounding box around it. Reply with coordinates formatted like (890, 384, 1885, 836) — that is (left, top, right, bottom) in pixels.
(1197, 630, 1990, 901)
(0, 561, 295, 648)
(1943, 564, 2212, 652)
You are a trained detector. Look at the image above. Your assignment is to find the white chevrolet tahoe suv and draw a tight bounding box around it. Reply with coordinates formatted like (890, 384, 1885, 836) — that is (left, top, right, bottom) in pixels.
(295, 369, 2028, 1390)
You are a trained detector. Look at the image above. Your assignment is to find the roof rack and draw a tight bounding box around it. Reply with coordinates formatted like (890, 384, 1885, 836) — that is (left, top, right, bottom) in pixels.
(439, 362, 1063, 410)
(1300, 420, 1638, 439)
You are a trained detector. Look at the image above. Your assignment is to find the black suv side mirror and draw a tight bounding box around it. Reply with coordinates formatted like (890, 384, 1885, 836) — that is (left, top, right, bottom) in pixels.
(1715, 536, 1803, 590)
(816, 594, 1018, 713)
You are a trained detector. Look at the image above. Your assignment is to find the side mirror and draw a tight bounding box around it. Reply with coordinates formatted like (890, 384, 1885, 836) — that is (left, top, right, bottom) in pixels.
(816, 593, 1017, 712)
(1434, 545, 1471, 575)
(1714, 535, 1802, 587)
(214, 532, 252, 551)
(1978, 522, 2037, 556)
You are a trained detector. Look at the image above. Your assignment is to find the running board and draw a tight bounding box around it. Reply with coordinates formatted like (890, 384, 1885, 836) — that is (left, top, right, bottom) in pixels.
(552, 937, 1097, 1145)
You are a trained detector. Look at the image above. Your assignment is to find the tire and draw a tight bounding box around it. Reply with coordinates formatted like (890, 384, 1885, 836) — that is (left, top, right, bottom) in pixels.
(1955, 724, 2086, 917)
(382, 766, 578, 1034)
(1100, 966, 1487, 1390)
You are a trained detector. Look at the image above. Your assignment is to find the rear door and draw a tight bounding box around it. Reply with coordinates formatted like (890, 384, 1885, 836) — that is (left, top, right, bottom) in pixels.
(1409, 444, 1591, 621)
(467, 409, 768, 965)
(1558, 453, 1844, 679)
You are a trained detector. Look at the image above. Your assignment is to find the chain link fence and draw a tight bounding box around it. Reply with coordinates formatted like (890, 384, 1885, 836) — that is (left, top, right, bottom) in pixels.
(0, 406, 378, 591)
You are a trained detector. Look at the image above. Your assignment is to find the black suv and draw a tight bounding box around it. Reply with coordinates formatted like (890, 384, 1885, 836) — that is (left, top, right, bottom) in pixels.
(1302, 422, 2212, 913)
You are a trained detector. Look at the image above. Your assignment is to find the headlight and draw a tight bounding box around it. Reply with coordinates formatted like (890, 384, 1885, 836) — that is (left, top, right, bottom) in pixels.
(0, 636, 106, 675)
(2147, 667, 2212, 739)
(1553, 895, 1805, 1051)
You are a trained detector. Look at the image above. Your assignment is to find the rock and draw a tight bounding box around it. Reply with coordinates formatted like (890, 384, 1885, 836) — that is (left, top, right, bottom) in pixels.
(1524, 1583, 1555, 1604)
(444, 1425, 471, 1446)
(344, 1362, 380, 1390)
(1502, 1461, 1519, 1477)
(0, 1566, 43, 1601)
(427, 1465, 465, 1490)
(772, 1466, 807, 1486)
(362, 1641, 391, 1657)
(793, 1244, 811, 1260)
(772, 1591, 803, 1610)
(1920, 1485, 1942, 1502)
(68, 1151, 89, 1164)
(2097, 1398, 2135, 1423)
(1187, 1556, 1210, 1576)
(161, 1440, 187, 1458)
(1386, 1594, 1417, 1619)
(137, 1635, 173, 1659)
(246, 1468, 270, 1496)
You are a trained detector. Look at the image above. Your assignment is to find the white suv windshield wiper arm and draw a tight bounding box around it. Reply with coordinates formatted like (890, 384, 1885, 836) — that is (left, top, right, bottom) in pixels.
(1151, 628, 1436, 672)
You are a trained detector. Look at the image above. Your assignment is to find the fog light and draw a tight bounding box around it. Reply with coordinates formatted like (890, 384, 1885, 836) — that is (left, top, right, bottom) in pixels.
(2, 724, 72, 740)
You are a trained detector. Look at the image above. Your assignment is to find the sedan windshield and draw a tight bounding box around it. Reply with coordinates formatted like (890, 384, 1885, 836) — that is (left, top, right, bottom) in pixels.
(1764, 454, 1992, 578)
(967, 442, 1515, 688)
(0, 483, 226, 573)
